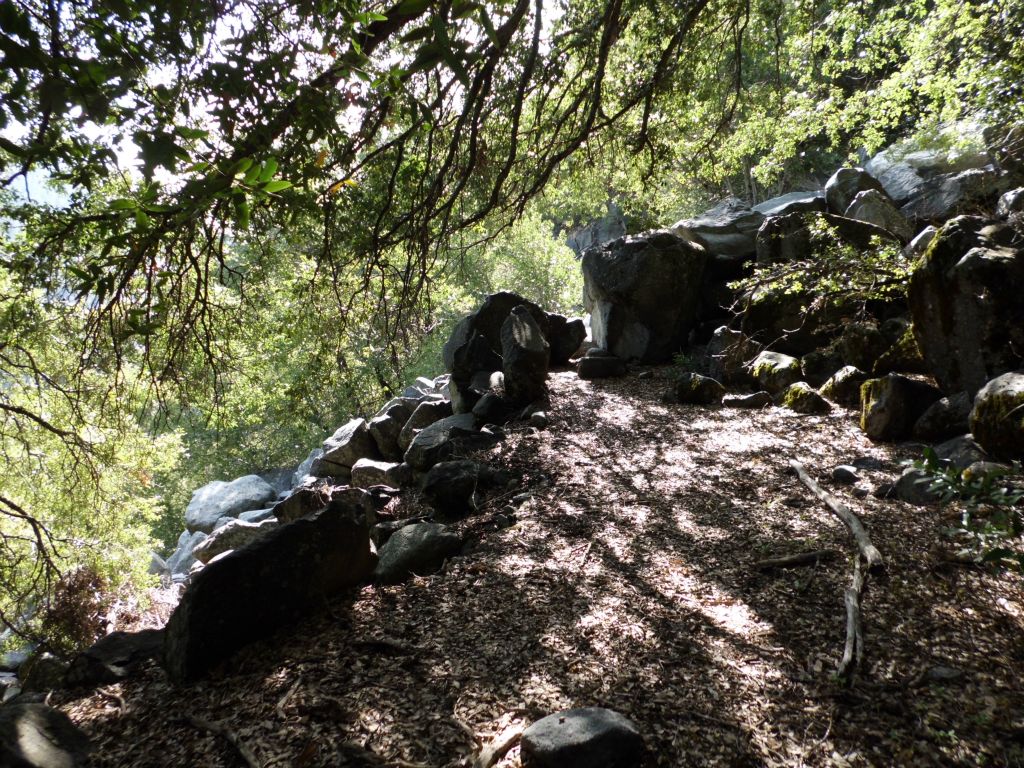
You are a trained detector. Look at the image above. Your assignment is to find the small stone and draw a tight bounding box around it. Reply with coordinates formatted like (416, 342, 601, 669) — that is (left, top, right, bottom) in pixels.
(832, 465, 859, 484)
(666, 372, 725, 405)
(924, 665, 963, 684)
(637, 370, 654, 380)
(779, 381, 832, 414)
(530, 411, 550, 429)
(521, 707, 644, 768)
(895, 467, 943, 505)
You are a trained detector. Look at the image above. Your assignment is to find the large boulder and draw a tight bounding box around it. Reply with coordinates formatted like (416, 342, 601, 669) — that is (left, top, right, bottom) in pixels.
(191, 518, 279, 565)
(819, 366, 869, 407)
(663, 372, 725, 405)
(349, 458, 411, 488)
(706, 326, 760, 384)
(420, 460, 480, 517)
(64, 629, 164, 688)
(167, 530, 208, 576)
(404, 413, 479, 471)
(672, 197, 763, 261)
(997, 187, 1024, 218)
(755, 211, 901, 265)
(374, 523, 462, 584)
(582, 230, 708, 362)
(501, 305, 550, 406)
(545, 314, 587, 365)
(398, 399, 453, 452)
(752, 190, 826, 218)
(163, 494, 377, 682)
(312, 418, 380, 478)
(912, 392, 973, 441)
(0, 703, 91, 767)
(860, 374, 943, 441)
(184, 475, 277, 533)
(825, 168, 888, 215)
(748, 351, 801, 395)
(779, 382, 832, 414)
(367, 399, 417, 461)
(908, 216, 1024, 395)
(844, 189, 914, 242)
(900, 167, 1011, 224)
(442, 292, 547, 376)
(576, 353, 627, 380)
(970, 372, 1024, 459)
(520, 707, 644, 768)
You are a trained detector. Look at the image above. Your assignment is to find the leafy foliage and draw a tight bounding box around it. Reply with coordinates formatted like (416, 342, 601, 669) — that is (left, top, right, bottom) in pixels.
(916, 448, 1024, 569)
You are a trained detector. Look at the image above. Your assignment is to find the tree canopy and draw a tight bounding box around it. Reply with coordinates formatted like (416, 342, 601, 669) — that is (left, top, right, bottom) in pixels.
(1, 0, 1022, 645)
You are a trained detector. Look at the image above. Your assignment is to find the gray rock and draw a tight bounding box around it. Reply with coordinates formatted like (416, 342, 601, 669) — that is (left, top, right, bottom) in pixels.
(752, 190, 826, 218)
(350, 458, 412, 489)
(167, 530, 209, 575)
(903, 226, 937, 258)
(934, 434, 988, 470)
(706, 326, 760, 384)
(529, 411, 550, 429)
(908, 216, 1024, 395)
(501, 305, 550, 406)
(748, 351, 801, 395)
(565, 202, 629, 256)
(313, 418, 380, 477)
(238, 507, 277, 524)
(404, 413, 479, 471)
(970, 371, 1024, 459)
(800, 347, 845, 387)
(443, 292, 548, 374)
(546, 314, 587, 365)
(0, 648, 31, 674)
(895, 467, 943, 505)
(577, 354, 627, 379)
(824, 167, 888, 215)
(520, 707, 644, 768)
(368, 399, 416, 461)
(778, 382, 832, 414)
(672, 197, 763, 259)
(421, 460, 480, 517)
(374, 523, 462, 584)
(837, 321, 890, 372)
(0, 703, 91, 767)
(19, 653, 67, 693)
(997, 187, 1024, 218)
(272, 483, 335, 524)
(722, 391, 772, 409)
(185, 475, 278, 533)
(191, 518, 279, 564)
(147, 551, 168, 576)
(258, 468, 294, 496)
(163, 493, 377, 682)
(860, 374, 943, 441)
(399, 399, 453, 452)
(832, 465, 859, 484)
(844, 189, 914, 242)
(64, 629, 163, 688)
(912, 392, 972, 441)
(291, 447, 323, 488)
(664, 372, 725, 405)
(754, 211, 901, 266)
(472, 392, 516, 424)
(583, 230, 708, 362)
(901, 167, 1010, 223)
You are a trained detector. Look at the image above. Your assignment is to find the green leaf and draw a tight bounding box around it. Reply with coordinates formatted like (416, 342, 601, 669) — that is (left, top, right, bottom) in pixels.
(109, 198, 137, 210)
(258, 158, 279, 183)
(230, 157, 254, 176)
(261, 180, 292, 193)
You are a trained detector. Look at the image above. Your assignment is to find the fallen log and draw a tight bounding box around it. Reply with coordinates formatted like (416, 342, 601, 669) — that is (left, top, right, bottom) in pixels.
(754, 549, 838, 570)
(837, 558, 865, 684)
(789, 460, 884, 571)
(474, 723, 524, 768)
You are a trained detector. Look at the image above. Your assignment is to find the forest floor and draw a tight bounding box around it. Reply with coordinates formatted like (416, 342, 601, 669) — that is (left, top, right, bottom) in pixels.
(57, 367, 1024, 767)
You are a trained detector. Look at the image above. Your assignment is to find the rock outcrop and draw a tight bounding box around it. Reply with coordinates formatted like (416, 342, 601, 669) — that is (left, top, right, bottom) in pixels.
(582, 230, 707, 362)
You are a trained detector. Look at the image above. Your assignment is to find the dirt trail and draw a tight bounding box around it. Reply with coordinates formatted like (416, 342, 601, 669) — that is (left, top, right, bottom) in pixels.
(59, 369, 1024, 767)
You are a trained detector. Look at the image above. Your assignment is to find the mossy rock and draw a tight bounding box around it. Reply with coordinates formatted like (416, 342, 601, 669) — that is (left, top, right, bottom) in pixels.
(970, 372, 1024, 459)
(665, 372, 725, 405)
(749, 351, 801, 394)
(779, 382, 832, 414)
(820, 365, 868, 407)
(860, 373, 943, 441)
(874, 325, 928, 375)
